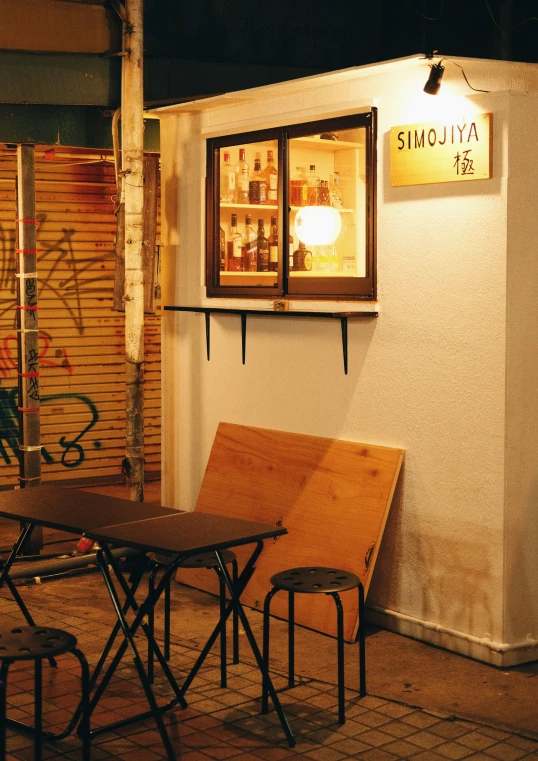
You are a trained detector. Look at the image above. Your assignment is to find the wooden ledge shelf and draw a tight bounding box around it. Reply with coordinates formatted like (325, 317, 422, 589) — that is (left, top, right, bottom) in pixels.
(164, 305, 378, 374)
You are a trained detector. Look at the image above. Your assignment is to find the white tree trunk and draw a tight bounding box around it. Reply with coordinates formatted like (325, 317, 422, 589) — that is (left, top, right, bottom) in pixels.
(123, 0, 145, 502)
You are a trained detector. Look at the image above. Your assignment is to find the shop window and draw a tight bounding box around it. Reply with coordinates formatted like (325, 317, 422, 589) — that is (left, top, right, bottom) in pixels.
(206, 110, 377, 300)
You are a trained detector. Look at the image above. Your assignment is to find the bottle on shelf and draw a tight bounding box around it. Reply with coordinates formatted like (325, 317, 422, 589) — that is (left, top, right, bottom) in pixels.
(292, 241, 313, 272)
(220, 151, 236, 203)
(235, 148, 250, 204)
(290, 166, 307, 207)
(263, 149, 278, 205)
(289, 231, 294, 271)
(242, 214, 257, 271)
(219, 225, 226, 271)
(257, 219, 270, 272)
(318, 180, 330, 206)
(307, 164, 320, 205)
(330, 244, 340, 272)
(227, 213, 243, 271)
(318, 245, 329, 272)
(329, 171, 344, 209)
(249, 153, 267, 205)
(268, 216, 278, 272)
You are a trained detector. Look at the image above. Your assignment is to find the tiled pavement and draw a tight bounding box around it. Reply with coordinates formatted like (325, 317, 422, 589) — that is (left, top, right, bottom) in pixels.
(1, 588, 538, 761)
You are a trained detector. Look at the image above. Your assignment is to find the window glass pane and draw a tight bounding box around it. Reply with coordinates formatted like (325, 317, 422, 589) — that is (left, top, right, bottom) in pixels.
(217, 139, 280, 289)
(288, 127, 366, 279)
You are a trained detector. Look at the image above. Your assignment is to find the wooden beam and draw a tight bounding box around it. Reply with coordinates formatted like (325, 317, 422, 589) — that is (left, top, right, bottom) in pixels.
(142, 154, 159, 314)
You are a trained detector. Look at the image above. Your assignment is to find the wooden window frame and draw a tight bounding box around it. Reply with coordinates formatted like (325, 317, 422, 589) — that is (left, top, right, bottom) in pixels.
(206, 109, 377, 301)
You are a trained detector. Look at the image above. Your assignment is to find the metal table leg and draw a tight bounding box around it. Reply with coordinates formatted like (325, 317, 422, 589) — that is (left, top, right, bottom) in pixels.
(88, 546, 187, 760)
(180, 542, 296, 747)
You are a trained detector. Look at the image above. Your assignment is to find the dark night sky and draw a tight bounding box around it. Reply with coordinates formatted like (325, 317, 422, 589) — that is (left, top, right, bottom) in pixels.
(144, 0, 538, 72)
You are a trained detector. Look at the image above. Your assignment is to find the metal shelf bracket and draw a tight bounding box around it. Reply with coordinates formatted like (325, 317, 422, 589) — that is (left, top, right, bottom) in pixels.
(165, 306, 378, 374)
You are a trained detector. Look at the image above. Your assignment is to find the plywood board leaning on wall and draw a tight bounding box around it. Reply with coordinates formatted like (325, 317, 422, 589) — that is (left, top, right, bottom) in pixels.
(177, 423, 404, 642)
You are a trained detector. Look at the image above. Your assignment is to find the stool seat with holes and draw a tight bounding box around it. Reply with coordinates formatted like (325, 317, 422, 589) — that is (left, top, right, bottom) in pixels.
(262, 567, 366, 725)
(0, 626, 90, 761)
(147, 549, 239, 687)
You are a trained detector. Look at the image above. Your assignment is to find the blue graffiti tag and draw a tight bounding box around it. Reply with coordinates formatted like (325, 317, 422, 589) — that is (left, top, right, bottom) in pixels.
(0, 388, 99, 468)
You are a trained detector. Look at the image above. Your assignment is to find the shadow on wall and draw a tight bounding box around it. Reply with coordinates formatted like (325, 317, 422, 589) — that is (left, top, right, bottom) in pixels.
(368, 467, 498, 645)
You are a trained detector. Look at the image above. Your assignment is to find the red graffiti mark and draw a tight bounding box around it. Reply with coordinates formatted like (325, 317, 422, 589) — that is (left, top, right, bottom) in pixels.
(0, 332, 74, 378)
(38, 333, 73, 375)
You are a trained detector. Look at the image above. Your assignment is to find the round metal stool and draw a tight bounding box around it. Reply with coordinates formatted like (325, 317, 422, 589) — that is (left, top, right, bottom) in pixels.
(148, 549, 239, 687)
(0, 625, 90, 761)
(262, 567, 366, 724)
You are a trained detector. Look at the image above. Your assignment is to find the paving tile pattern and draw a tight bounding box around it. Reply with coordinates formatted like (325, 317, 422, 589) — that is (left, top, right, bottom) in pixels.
(1, 584, 538, 761)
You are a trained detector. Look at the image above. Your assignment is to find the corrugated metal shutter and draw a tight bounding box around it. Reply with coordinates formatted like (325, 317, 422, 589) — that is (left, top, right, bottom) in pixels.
(0, 145, 161, 487)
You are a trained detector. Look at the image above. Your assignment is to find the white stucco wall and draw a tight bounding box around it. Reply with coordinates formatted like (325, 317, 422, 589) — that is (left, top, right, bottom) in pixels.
(156, 56, 538, 665)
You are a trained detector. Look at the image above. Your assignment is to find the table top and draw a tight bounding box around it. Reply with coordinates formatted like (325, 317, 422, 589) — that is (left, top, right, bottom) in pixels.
(88, 511, 287, 556)
(0, 486, 287, 557)
(0, 485, 176, 535)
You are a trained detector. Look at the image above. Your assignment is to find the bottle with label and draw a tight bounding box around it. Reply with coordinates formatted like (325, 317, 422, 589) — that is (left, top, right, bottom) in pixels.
(290, 166, 307, 207)
(220, 151, 236, 203)
(235, 148, 249, 203)
(293, 241, 313, 272)
(330, 244, 340, 272)
(268, 216, 278, 272)
(318, 180, 330, 206)
(249, 153, 267, 205)
(329, 171, 344, 208)
(227, 213, 243, 271)
(219, 225, 226, 271)
(242, 214, 257, 271)
(263, 150, 278, 205)
(257, 219, 270, 272)
(289, 232, 294, 271)
(307, 164, 320, 205)
(318, 244, 329, 272)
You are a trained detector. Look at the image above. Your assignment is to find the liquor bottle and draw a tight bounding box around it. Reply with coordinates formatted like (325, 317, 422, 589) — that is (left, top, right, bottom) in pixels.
(257, 219, 270, 272)
(268, 216, 278, 272)
(307, 164, 320, 205)
(227, 213, 243, 271)
(220, 151, 236, 203)
(293, 241, 313, 272)
(330, 244, 340, 272)
(242, 214, 257, 271)
(219, 225, 226, 271)
(329, 171, 344, 208)
(235, 148, 249, 204)
(290, 166, 307, 206)
(263, 150, 278, 205)
(289, 232, 294, 271)
(248, 153, 267, 205)
(318, 180, 330, 205)
(318, 244, 329, 272)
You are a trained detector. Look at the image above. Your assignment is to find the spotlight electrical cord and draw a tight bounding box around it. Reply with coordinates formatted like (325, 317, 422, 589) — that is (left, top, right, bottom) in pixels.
(423, 53, 490, 94)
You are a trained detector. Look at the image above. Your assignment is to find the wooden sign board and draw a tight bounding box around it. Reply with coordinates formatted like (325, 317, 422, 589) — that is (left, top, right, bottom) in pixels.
(390, 113, 492, 187)
(177, 423, 404, 642)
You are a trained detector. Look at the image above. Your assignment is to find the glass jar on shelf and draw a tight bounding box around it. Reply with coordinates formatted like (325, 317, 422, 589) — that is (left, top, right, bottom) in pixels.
(290, 166, 307, 207)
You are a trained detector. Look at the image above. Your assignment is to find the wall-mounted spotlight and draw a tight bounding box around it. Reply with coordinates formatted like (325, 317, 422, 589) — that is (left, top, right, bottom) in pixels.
(423, 62, 445, 95)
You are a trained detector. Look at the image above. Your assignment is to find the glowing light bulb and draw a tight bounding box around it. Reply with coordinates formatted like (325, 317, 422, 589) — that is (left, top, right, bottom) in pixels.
(294, 206, 342, 246)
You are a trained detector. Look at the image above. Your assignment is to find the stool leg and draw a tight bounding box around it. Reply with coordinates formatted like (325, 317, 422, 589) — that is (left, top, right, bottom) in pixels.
(0, 661, 10, 761)
(357, 582, 366, 697)
(288, 591, 295, 688)
(164, 573, 171, 662)
(72, 647, 91, 761)
(231, 559, 239, 664)
(217, 569, 227, 688)
(34, 658, 42, 761)
(333, 592, 346, 724)
(262, 587, 278, 714)
(147, 566, 157, 684)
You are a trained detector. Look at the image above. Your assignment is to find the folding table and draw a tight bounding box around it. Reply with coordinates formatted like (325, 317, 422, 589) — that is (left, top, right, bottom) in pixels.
(0, 485, 295, 759)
